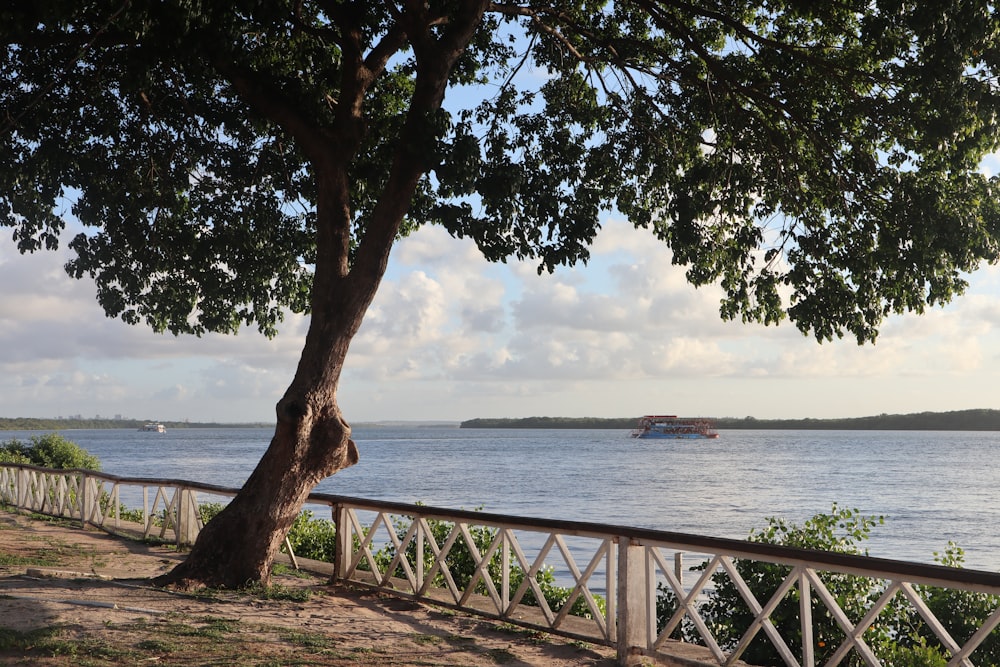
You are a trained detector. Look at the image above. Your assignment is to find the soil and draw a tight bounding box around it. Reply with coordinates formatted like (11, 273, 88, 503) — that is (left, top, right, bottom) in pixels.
(0, 510, 620, 666)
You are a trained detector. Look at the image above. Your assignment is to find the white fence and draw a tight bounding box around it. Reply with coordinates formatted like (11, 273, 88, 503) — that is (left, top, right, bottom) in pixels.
(2, 462, 1000, 667)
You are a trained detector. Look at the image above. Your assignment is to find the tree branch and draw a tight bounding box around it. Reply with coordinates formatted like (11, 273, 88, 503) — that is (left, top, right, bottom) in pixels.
(351, 0, 490, 287)
(210, 58, 336, 165)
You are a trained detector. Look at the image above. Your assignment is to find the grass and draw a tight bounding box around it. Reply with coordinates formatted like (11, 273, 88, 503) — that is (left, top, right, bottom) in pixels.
(0, 552, 63, 567)
(484, 647, 519, 663)
(0, 626, 139, 664)
(0, 528, 102, 570)
(0, 626, 64, 651)
(279, 629, 337, 650)
(271, 562, 314, 579)
(152, 615, 243, 639)
(241, 581, 313, 602)
(134, 638, 177, 653)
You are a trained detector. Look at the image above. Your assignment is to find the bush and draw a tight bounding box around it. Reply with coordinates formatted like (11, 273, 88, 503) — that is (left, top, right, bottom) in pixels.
(283, 510, 338, 562)
(0, 434, 100, 470)
(0, 446, 30, 465)
(379, 508, 606, 619)
(663, 505, 893, 666)
(278, 504, 606, 619)
(880, 638, 949, 667)
(199, 502, 226, 524)
(916, 543, 1000, 666)
(656, 507, 1000, 667)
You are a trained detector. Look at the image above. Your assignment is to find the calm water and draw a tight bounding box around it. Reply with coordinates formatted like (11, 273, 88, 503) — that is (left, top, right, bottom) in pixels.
(7, 427, 1000, 572)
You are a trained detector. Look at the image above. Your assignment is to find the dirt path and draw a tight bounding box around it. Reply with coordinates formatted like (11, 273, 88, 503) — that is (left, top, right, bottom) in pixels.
(0, 510, 619, 665)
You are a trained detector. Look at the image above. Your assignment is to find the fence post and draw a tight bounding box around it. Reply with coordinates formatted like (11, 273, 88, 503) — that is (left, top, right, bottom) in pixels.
(176, 488, 200, 546)
(80, 472, 92, 528)
(17, 467, 28, 509)
(616, 537, 653, 666)
(333, 503, 351, 581)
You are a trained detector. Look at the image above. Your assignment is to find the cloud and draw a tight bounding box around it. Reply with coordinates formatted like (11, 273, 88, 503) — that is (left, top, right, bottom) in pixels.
(341, 221, 1000, 408)
(1, 217, 998, 422)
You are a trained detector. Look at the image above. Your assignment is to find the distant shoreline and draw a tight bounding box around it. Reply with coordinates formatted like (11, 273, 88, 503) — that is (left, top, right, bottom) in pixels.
(0, 418, 271, 431)
(460, 409, 1000, 431)
(3, 409, 998, 432)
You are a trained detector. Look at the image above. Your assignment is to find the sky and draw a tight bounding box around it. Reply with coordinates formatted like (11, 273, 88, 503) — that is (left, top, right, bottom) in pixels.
(1, 197, 999, 425)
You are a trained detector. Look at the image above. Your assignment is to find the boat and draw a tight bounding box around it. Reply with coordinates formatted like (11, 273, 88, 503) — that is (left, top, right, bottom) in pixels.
(630, 415, 718, 439)
(139, 423, 166, 433)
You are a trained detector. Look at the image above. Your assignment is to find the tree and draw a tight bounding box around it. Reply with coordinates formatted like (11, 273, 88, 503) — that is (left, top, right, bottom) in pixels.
(2, 1, 999, 589)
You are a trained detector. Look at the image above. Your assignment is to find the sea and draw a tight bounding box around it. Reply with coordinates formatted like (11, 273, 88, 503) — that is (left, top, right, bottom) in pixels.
(4, 426, 999, 573)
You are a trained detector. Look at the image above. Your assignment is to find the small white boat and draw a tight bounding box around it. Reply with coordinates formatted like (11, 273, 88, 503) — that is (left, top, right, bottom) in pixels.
(139, 423, 166, 433)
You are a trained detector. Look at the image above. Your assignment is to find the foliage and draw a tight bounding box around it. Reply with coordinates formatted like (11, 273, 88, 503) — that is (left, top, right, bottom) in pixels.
(657, 508, 1000, 666)
(378, 509, 605, 619)
(3, 3, 1000, 343)
(199, 502, 226, 525)
(97, 493, 146, 525)
(716, 409, 1000, 432)
(0, 418, 259, 431)
(282, 510, 338, 564)
(377, 508, 500, 593)
(0, 446, 30, 465)
(256, 504, 605, 619)
(699, 506, 889, 665)
(878, 637, 949, 667)
(460, 417, 637, 430)
(0, 434, 100, 470)
(198, 504, 338, 564)
(915, 543, 1000, 666)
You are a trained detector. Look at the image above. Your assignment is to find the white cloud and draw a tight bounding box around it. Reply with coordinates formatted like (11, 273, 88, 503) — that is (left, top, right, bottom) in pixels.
(1, 217, 998, 422)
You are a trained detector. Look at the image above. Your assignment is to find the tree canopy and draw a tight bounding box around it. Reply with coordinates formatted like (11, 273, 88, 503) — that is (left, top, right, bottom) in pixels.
(4, 1, 999, 345)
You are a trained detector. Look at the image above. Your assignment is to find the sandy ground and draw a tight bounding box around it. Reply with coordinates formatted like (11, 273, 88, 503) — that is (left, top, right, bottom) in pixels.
(0, 510, 621, 666)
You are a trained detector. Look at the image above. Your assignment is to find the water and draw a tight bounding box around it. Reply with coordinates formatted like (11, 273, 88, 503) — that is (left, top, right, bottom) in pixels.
(6, 426, 1000, 572)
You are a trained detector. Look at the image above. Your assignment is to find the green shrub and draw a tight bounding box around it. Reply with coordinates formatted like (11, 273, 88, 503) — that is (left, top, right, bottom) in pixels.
(880, 637, 949, 667)
(116, 504, 147, 524)
(509, 564, 607, 619)
(667, 505, 893, 666)
(379, 508, 606, 619)
(656, 507, 1000, 667)
(282, 510, 338, 562)
(0, 434, 100, 470)
(0, 445, 30, 465)
(916, 543, 1000, 666)
(199, 502, 226, 525)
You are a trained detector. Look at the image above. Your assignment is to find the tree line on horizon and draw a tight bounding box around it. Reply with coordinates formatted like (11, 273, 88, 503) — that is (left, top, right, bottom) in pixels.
(460, 409, 1000, 431)
(0, 417, 268, 431)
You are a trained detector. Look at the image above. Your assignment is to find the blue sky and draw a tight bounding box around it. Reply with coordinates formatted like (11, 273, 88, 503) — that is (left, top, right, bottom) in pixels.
(1, 201, 998, 423)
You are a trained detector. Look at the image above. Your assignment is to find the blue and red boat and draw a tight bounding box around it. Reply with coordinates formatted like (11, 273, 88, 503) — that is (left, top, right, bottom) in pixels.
(630, 415, 719, 439)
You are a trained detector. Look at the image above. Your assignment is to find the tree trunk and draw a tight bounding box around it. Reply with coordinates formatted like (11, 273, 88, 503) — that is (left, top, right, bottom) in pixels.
(155, 250, 369, 590)
(154, 180, 368, 590)
(153, 1, 490, 590)
(152, 410, 357, 590)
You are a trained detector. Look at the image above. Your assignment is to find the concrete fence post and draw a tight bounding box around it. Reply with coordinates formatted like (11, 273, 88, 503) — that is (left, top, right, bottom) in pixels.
(616, 537, 653, 666)
(80, 472, 93, 528)
(333, 503, 351, 581)
(176, 488, 200, 546)
(17, 468, 28, 509)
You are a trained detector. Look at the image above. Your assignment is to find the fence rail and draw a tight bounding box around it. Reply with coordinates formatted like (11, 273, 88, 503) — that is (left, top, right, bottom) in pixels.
(2, 462, 1000, 667)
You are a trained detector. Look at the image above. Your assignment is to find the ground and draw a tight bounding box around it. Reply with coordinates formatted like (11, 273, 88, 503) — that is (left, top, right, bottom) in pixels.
(0, 510, 619, 666)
